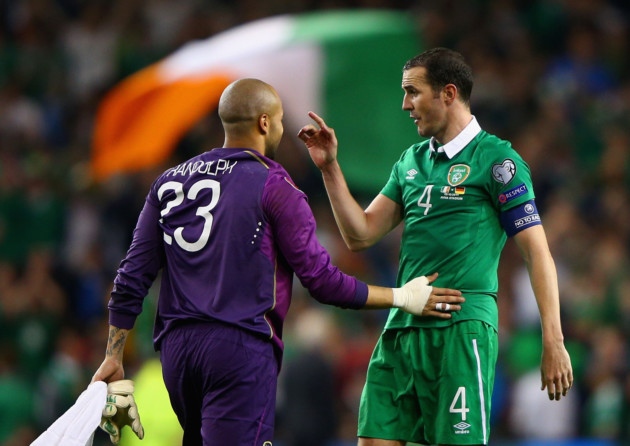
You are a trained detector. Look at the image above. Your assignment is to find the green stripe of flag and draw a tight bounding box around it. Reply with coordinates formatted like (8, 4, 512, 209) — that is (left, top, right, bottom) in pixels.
(295, 10, 424, 194)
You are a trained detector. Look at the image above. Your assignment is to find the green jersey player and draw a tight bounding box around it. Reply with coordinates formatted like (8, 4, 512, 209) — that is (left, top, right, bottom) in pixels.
(298, 47, 573, 446)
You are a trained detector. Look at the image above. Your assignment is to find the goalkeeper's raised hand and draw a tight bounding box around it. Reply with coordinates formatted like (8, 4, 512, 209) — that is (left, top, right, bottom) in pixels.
(100, 379, 144, 444)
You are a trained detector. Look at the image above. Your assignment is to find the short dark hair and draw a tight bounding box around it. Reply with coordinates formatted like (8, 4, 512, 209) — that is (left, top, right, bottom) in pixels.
(403, 48, 473, 106)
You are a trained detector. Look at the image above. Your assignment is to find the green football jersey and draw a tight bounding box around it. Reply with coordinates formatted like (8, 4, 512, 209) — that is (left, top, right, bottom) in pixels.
(381, 123, 536, 330)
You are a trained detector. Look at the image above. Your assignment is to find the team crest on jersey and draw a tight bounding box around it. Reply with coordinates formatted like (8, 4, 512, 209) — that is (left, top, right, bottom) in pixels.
(492, 159, 516, 185)
(447, 164, 470, 186)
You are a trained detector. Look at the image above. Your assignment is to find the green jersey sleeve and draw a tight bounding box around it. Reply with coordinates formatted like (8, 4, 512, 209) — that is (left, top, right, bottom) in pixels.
(483, 138, 536, 211)
(380, 146, 415, 203)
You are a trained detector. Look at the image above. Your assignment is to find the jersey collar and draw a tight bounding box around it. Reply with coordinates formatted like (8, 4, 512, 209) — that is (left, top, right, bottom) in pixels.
(429, 116, 481, 159)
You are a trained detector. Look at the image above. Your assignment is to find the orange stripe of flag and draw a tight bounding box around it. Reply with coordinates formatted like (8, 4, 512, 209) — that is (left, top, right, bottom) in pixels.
(91, 65, 234, 181)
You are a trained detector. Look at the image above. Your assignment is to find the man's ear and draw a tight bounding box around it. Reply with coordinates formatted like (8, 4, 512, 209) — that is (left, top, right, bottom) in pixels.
(258, 113, 270, 134)
(442, 84, 457, 105)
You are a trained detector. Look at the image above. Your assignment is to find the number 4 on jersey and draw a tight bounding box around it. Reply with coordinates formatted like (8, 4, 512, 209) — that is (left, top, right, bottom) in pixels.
(417, 185, 434, 215)
(449, 387, 470, 421)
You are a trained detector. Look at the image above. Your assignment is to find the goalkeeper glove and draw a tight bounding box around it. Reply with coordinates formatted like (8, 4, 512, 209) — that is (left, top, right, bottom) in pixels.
(392, 276, 432, 316)
(100, 380, 144, 444)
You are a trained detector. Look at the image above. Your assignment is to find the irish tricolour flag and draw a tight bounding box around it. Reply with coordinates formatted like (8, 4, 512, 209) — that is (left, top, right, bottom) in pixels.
(92, 10, 423, 194)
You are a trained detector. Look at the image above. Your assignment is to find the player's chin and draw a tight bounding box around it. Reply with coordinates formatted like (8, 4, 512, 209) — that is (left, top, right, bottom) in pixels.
(416, 125, 429, 138)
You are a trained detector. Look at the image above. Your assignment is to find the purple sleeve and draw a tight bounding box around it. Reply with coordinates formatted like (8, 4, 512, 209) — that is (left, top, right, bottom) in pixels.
(108, 194, 164, 329)
(263, 174, 368, 309)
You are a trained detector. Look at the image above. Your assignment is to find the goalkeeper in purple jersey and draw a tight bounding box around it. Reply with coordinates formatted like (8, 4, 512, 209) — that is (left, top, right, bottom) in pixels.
(91, 78, 464, 446)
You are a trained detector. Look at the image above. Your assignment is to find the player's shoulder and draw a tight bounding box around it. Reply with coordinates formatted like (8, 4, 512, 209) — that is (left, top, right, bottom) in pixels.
(408, 139, 430, 153)
(474, 130, 523, 162)
(476, 130, 512, 151)
(237, 153, 303, 196)
(470, 131, 533, 186)
(397, 140, 429, 163)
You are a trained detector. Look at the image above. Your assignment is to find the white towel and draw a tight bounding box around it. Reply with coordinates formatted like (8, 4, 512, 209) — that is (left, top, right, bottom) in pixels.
(31, 381, 107, 446)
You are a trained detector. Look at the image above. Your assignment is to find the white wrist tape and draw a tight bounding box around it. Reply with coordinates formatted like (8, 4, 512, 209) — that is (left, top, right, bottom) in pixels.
(392, 276, 432, 316)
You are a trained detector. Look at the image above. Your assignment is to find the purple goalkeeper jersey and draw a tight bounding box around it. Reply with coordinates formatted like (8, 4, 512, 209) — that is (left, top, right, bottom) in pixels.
(108, 148, 368, 360)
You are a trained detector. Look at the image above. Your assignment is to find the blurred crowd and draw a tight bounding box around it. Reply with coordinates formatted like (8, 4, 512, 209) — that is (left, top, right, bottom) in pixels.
(0, 0, 629, 445)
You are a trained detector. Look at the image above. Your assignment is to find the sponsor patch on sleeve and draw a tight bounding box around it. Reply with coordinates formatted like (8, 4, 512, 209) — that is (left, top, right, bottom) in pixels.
(498, 183, 528, 204)
(499, 199, 541, 236)
(491, 159, 516, 185)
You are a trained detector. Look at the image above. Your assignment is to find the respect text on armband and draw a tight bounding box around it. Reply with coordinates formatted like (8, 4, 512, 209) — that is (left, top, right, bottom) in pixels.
(166, 159, 238, 177)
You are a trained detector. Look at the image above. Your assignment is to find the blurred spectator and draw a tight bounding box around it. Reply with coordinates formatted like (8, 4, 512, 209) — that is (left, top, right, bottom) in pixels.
(508, 367, 580, 440)
(0, 343, 36, 445)
(140, 0, 197, 51)
(0, 80, 46, 146)
(60, 1, 127, 102)
(278, 307, 342, 446)
(582, 326, 627, 439)
(33, 326, 87, 432)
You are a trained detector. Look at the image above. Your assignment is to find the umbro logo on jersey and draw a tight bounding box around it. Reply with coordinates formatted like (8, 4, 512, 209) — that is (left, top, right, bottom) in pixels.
(453, 421, 471, 434)
(406, 169, 418, 180)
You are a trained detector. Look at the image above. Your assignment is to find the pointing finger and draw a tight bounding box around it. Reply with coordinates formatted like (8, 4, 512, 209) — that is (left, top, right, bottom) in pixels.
(307, 111, 329, 130)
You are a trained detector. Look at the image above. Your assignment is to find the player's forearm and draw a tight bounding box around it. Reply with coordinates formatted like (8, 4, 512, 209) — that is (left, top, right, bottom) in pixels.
(105, 325, 130, 362)
(364, 285, 395, 309)
(530, 254, 565, 343)
(520, 242, 565, 343)
(515, 227, 565, 343)
(320, 160, 374, 250)
(91, 325, 129, 383)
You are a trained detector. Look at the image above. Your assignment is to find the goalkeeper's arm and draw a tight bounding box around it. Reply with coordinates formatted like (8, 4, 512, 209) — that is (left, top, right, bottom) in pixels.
(92, 325, 129, 384)
(91, 325, 144, 443)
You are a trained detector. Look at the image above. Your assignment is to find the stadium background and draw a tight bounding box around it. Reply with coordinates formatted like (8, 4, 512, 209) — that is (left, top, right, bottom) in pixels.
(0, 0, 629, 445)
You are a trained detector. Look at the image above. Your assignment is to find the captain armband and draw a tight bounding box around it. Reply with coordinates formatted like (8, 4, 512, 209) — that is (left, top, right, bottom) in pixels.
(499, 199, 542, 237)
